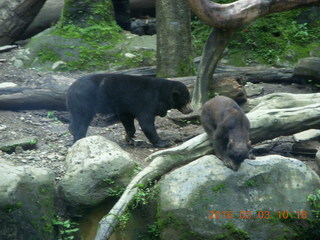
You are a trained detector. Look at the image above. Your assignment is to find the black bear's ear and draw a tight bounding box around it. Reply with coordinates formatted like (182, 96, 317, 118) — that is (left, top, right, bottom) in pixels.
(171, 84, 181, 101)
(172, 89, 181, 99)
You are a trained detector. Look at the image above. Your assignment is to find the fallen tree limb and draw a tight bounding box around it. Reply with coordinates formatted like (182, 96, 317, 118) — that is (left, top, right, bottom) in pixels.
(248, 103, 320, 144)
(94, 92, 320, 239)
(0, 87, 67, 110)
(185, 0, 320, 29)
(243, 92, 320, 112)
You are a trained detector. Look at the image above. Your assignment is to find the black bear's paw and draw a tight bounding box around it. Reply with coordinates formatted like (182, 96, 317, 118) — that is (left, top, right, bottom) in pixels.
(125, 134, 135, 145)
(125, 135, 145, 146)
(153, 140, 172, 148)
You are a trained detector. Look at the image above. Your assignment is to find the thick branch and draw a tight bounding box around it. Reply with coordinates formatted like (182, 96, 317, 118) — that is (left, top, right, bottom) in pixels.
(191, 28, 235, 110)
(0, 88, 67, 110)
(243, 92, 320, 112)
(248, 103, 320, 143)
(185, 0, 320, 28)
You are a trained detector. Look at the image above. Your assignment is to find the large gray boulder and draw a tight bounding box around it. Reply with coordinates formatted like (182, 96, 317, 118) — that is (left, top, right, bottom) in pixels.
(0, 159, 55, 240)
(60, 136, 137, 208)
(158, 155, 320, 240)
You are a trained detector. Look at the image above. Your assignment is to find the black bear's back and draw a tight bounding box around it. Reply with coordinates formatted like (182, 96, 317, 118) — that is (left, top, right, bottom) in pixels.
(98, 74, 173, 113)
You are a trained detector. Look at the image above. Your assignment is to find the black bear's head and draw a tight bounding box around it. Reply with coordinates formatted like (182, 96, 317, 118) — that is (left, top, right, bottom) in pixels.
(171, 82, 193, 114)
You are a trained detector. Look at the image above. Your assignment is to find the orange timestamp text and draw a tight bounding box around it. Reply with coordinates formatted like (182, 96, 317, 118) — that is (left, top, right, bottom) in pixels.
(208, 210, 308, 220)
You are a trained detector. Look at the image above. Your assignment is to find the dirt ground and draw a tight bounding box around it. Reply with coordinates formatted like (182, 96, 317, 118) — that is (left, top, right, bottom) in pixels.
(0, 47, 318, 181)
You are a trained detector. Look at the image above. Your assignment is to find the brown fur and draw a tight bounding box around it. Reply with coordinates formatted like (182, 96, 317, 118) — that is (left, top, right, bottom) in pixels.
(201, 96, 251, 171)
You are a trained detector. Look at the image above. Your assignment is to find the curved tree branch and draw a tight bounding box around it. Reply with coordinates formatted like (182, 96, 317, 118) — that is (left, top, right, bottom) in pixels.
(185, 0, 320, 29)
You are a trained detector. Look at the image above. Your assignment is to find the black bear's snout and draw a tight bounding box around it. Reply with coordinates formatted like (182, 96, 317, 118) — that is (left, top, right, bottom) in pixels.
(179, 103, 193, 114)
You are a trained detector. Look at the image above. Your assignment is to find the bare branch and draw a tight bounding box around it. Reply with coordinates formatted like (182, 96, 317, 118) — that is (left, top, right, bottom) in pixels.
(185, 0, 320, 28)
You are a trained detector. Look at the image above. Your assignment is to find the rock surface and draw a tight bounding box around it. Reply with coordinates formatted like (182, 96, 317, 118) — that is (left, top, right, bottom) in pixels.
(59, 136, 137, 208)
(293, 57, 320, 82)
(158, 155, 320, 240)
(0, 159, 55, 240)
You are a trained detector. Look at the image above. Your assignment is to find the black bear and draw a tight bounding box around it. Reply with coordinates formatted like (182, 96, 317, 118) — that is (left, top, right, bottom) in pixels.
(201, 96, 251, 171)
(66, 73, 192, 148)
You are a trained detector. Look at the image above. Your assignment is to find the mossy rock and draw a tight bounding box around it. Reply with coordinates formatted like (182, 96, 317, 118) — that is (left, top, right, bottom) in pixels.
(13, 25, 156, 71)
(293, 57, 320, 82)
(0, 136, 38, 153)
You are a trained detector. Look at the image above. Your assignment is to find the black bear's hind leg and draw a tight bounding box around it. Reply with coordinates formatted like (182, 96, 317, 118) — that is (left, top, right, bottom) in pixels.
(138, 114, 171, 148)
(119, 114, 136, 145)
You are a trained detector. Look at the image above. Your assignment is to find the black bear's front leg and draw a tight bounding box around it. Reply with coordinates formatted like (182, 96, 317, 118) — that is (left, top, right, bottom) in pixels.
(137, 114, 171, 148)
(69, 109, 95, 143)
(118, 113, 136, 145)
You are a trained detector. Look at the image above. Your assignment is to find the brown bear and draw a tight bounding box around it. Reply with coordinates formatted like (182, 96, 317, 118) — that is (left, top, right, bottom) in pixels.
(66, 73, 192, 148)
(201, 96, 251, 171)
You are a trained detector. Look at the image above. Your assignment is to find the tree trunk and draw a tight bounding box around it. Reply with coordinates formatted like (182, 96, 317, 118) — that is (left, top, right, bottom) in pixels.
(94, 92, 320, 240)
(191, 28, 236, 110)
(156, 0, 194, 77)
(59, 0, 114, 27)
(112, 0, 131, 30)
(0, 0, 47, 45)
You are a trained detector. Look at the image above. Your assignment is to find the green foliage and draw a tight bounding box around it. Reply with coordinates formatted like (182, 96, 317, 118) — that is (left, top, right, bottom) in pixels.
(212, 183, 226, 192)
(133, 165, 143, 176)
(244, 179, 260, 188)
(34, 22, 125, 71)
(192, 7, 320, 66)
(138, 223, 160, 240)
(37, 49, 60, 63)
(5, 201, 23, 213)
(191, 17, 211, 55)
(34, 21, 156, 71)
(28, 138, 38, 145)
(104, 177, 125, 197)
(54, 22, 122, 43)
(52, 216, 79, 240)
(214, 222, 250, 240)
(132, 182, 159, 209)
(47, 111, 59, 121)
(308, 189, 320, 219)
(116, 211, 131, 231)
(60, 0, 114, 27)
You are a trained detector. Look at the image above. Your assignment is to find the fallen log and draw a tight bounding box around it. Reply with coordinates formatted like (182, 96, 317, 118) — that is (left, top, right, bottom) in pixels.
(0, 87, 67, 110)
(243, 92, 320, 112)
(94, 92, 320, 240)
